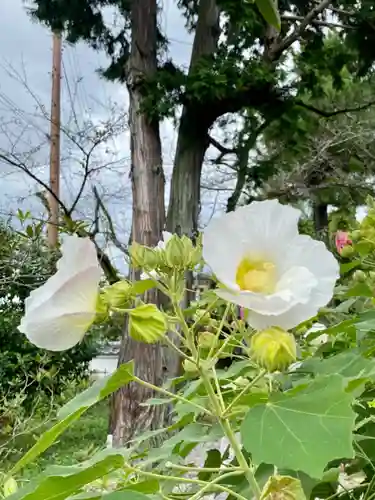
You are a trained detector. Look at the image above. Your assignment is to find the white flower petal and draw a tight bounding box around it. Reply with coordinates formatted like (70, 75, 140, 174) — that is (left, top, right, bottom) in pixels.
(246, 283, 333, 329)
(141, 270, 159, 281)
(18, 236, 102, 351)
(202, 200, 301, 285)
(216, 266, 316, 316)
(19, 312, 95, 351)
(157, 231, 173, 250)
(202, 200, 339, 330)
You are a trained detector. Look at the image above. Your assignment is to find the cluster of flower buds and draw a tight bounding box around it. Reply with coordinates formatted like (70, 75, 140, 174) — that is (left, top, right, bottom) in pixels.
(130, 233, 202, 276)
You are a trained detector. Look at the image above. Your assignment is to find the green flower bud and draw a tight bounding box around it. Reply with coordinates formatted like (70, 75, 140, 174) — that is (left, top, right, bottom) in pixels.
(369, 271, 375, 281)
(193, 309, 211, 326)
(130, 242, 159, 269)
(183, 359, 198, 375)
(190, 243, 203, 268)
(340, 245, 354, 258)
(128, 303, 167, 343)
(164, 234, 193, 268)
(250, 327, 297, 372)
(260, 476, 306, 500)
(103, 280, 133, 309)
(234, 376, 249, 388)
(350, 230, 361, 242)
(198, 331, 219, 349)
(95, 293, 109, 322)
(353, 269, 367, 282)
(3, 477, 18, 497)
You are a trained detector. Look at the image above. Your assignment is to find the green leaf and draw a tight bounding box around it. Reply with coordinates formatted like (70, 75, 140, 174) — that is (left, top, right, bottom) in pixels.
(101, 493, 150, 499)
(301, 350, 375, 381)
(340, 260, 361, 274)
(59, 362, 134, 419)
(131, 279, 156, 295)
(241, 375, 356, 478)
(345, 282, 374, 297)
(128, 304, 167, 343)
(8, 362, 134, 476)
(7, 453, 126, 500)
(348, 156, 363, 172)
(122, 480, 159, 494)
(198, 449, 222, 481)
(25, 225, 34, 238)
(255, 0, 280, 30)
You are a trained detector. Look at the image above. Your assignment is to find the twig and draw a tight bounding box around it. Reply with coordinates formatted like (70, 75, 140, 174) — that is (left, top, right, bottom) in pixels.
(271, 0, 333, 58)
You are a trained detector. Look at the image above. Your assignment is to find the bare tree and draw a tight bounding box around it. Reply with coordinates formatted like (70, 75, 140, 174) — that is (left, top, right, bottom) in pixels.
(0, 62, 129, 282)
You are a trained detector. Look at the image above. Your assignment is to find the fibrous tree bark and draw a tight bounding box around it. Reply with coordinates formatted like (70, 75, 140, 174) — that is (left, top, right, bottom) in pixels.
(111, 0, 166, 447)
(166, 0, 220, 237)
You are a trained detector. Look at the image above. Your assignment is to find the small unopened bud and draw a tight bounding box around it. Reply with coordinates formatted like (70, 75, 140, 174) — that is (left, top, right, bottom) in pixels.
(350, 230, 361, 242)
(3, 477, 18, 497)
(103, 280, 133, 309)
(183, 359, 198, 375)
(130, 242, 159, 269)
(234, 376, 249, 388)
(260, 475, 305, 500)
(250, 327, 297, 372)
(95, 293, 109, 322)
(198, 331, 218, 350)
(340, 245, 354, 259)
(353, 269, 367, 283)
(194, 309, 211, 326)
(164, 234, 196, 269)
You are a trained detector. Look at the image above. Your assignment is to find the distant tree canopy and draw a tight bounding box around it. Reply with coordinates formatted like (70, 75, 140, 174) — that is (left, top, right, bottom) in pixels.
(28, 1, 375, 115)
(27, 1, 375, 237)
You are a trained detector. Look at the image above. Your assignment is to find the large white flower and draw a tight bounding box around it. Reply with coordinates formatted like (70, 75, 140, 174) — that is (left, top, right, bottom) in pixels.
(18, 235, 102, 351)
(140, 231, 172, 280)
(202, 199, 339, 330)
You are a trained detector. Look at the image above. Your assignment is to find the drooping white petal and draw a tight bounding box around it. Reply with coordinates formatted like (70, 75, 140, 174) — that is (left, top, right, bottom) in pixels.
(25, 235, 99, 313)
(245, 277, 335, 330)
(216, 266, 316, 315)
(18, 312, 95, 351)
(18, 235, 102, 351)
(202, 200, 301, 285)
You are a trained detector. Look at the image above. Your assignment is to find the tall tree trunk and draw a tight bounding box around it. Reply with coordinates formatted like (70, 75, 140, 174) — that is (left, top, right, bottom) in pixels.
(313, 201, 329, 238)
(166, 0, 220, 236)
(111, 0, 166, 447)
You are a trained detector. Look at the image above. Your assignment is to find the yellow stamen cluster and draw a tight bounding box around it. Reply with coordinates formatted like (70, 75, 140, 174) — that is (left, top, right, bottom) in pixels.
(236, 258, 276, 294)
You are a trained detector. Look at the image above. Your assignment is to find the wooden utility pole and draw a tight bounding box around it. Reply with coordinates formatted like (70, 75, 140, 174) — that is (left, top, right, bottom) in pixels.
(47, 31, 62, 247)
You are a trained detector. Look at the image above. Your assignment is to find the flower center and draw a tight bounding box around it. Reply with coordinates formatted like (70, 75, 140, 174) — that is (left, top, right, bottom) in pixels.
(236, 258, 276, 294)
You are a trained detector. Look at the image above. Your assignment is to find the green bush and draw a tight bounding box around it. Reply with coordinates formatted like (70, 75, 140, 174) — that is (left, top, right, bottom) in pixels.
(0, 223, 100, 408)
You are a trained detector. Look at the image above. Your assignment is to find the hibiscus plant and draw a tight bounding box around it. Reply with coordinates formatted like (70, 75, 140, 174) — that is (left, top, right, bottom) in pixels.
(3, 199, 375, 500)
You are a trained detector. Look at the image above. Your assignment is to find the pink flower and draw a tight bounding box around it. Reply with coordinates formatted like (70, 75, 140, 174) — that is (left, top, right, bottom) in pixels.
(335, 231, 352, 254)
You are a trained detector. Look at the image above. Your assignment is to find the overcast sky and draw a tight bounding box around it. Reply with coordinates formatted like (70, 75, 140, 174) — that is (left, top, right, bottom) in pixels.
(0, 0, 236, 270)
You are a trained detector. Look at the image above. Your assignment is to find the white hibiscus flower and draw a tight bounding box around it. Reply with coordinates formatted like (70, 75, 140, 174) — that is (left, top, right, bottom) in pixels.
(140, 231, 172, 280)
(18, 235, 102, 351)
(202, 200, 339, 330)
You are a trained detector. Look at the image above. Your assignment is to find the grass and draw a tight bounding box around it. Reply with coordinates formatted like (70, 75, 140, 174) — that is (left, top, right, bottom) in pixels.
(1, 401, 109, 481)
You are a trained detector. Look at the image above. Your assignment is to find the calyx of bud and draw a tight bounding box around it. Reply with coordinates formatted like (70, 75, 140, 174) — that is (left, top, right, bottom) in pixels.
(250, 327, 297, 372)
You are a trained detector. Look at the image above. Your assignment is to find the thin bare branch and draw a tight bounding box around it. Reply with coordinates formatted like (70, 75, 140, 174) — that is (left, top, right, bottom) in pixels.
(272, 0, 333, 59)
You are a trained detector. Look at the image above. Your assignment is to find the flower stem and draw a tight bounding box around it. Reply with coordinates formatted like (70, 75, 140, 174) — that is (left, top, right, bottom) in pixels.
(200, 368, 261, 500)
(223, 369, 267, 417)
(188, 470, 244, 500)
(126, 466, 248, 500)
(133, 375, 213, 417)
